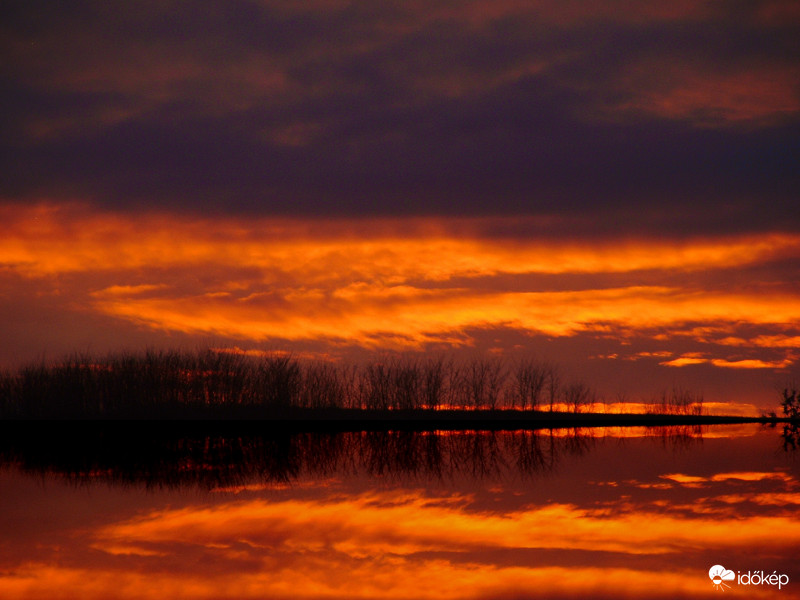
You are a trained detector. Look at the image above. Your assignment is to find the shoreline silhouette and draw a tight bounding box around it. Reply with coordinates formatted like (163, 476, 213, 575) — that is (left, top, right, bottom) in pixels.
(2, 348, 794, 432)
(0, 347, 718, 419)
(0, 407, 786, 429)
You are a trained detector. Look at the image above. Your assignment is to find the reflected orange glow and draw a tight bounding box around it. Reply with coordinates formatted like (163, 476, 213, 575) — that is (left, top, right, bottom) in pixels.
(661, 356, 709, 367)
(3, 484, 796, 600)
(90, 490, 800, 559)
(1, 426, 797, 600)
(0, 562, 711, 600)
(661, 473, 708, 484)
(663, 471, 792, 485)
(709, 471, 793, 482)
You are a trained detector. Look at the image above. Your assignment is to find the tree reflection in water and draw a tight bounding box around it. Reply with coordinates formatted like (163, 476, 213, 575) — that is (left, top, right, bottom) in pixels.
(782, 422, 800, 451)
(0, 424, 711, 490)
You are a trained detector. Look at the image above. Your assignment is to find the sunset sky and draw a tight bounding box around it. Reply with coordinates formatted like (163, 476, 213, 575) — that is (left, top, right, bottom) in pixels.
(1, 0, 799, 409)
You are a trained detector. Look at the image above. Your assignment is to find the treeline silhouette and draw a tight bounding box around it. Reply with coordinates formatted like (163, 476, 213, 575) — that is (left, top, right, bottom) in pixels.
(0, 426, 705, 490)
(0, 348, 703, 418)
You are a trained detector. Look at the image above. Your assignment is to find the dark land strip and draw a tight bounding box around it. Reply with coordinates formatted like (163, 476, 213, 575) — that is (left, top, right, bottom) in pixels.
(0, 408, 791, 433)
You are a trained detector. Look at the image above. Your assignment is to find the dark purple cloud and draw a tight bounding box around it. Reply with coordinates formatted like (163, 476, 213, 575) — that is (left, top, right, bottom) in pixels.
(1, 0, 798, 231)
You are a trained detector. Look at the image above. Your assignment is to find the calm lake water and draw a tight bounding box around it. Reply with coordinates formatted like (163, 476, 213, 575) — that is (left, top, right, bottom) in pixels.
(1, 423, 799, 599)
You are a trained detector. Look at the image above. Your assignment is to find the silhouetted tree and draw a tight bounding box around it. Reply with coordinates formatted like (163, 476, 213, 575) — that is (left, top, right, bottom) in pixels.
(510, 359, 547, 410)
(782, 386, 799, 419)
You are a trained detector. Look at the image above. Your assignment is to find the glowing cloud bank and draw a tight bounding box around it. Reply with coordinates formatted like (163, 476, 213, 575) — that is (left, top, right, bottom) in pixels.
(2, 203, 799, 374)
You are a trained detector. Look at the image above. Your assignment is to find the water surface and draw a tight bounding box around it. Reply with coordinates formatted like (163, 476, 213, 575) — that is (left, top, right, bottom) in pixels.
(1, 424, 798, 599)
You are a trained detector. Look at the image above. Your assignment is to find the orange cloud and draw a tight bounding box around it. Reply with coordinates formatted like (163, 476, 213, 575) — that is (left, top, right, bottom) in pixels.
(2, 203, 799, 362)
(710, 358, 796, 370)
(662, 355, 796, 370)
(85, 284, 800, 352)
(716, 335, 800, 349)
(3, 203, 800, 277)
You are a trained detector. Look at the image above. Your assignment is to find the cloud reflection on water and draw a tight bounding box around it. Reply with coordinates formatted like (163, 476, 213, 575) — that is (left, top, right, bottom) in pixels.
(0, 425, 798, 599)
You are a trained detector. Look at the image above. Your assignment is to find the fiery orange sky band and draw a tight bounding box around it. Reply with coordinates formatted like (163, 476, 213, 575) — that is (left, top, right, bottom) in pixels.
(1, 202, 798, 407)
